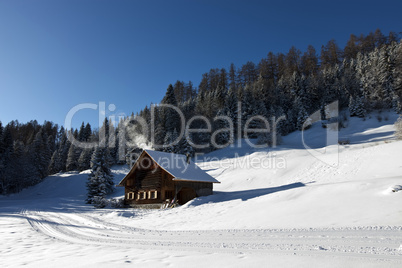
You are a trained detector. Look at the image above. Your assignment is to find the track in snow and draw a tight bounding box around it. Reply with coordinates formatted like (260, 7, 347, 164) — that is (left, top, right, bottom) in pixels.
(22, 209, 402, 262)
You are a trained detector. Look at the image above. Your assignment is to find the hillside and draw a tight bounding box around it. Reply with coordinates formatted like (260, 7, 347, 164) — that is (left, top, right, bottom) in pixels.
(0, 112, 401, 267)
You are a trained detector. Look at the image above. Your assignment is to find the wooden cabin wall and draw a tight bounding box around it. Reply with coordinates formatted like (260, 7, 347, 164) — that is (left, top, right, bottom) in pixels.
(175, 181, 213, 197)
(123, 153, 214, 206)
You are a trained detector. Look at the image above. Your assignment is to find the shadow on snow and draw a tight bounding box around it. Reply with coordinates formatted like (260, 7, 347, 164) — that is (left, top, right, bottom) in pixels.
(189, 182, 306, 206)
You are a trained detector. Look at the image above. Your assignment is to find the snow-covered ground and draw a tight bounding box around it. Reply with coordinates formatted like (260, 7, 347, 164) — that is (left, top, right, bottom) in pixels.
(1, 112, 402, 267)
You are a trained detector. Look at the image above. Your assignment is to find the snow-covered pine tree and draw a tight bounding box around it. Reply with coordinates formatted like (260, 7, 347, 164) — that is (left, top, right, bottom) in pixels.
(66, 144, 80, 171)
(377, 45, 394, 109)
(150, 104, 166, 148)
(0, 125, 13, 194)
(224, 86, 239, 136)
(256, 107, 273, 147)
(48, 150, 59, 174)
(349, 96, 357, 116)
(86, 146, 114, 204)
(163, 129, 179, 153)
(105, 147, 114, 168)
(296, 103, 310, 131)
(78, 122, 86, 142)
(178, 135, 195, 156)
(163, 131, 173, 153)
(8, 141, 29, 192)
(162, 84, 180, 134)
(392, 42, 402, 113)
(212, 109, 233, 149)
(354, 96, 367, 118)
(78, 148, 93, 172)
(241, 85, 258, 137)
(58, 128, 70, 172)
(29, 129, 51, 180)
(212, 85, 226, 112)
(84, 123, 92, 141)
(271, 106, 286, 138)
(114, 123, 126, 165)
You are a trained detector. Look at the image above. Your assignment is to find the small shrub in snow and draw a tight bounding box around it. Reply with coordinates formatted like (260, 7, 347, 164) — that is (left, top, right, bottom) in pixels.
(110, 198, 124, 208)
(395, 116, 402, 140)
(338, 139, 350, 145)
(92, 196, 107, 208)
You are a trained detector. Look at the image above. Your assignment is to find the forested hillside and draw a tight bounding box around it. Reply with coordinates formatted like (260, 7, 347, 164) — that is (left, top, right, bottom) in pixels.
(133, 29, 402, 150)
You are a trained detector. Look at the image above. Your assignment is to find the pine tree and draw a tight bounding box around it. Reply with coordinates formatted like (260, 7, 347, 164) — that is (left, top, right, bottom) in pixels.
(377, 46, 394, 108)
(349, 96, 357, 116)
(78, 122, 86, 141)
(8, 141, 30, 192)
(162, 84, 180, 134)
(48, 151, 58, 175)
(58, 128, 70, 172)
(0, 125, 14, 194)
(241, 85, 257, 137)
(66, 144, 79, 171)
(163, 129, 179, 153)
(178, 136, 194, 156)
(29, 129, 51, 180)
(350, 96, 367, 118)
(229, 63, 237, 88)
(296, 104, 310, 131)
(114, 123, 126, 165)
(86, 146, 114, 204)
(393, 42, 402, 112)
(84, 123, 92, 141)
(212, 109, 233, 149)
(224, 86, 239, 137)
(151, 105, 166, 148)
(78, 148, 93, 171)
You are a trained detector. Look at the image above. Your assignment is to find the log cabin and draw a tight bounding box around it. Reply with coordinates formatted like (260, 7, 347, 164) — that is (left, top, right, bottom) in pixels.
(117, 149, 220, 208)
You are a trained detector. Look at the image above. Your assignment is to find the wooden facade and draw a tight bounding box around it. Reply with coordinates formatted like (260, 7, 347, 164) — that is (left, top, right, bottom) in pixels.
(118, 150, 217, 208)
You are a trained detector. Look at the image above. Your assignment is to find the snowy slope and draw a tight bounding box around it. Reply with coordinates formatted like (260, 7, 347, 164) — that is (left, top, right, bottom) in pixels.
(1, 112, 402, 267)
(125, 112, 402, 230)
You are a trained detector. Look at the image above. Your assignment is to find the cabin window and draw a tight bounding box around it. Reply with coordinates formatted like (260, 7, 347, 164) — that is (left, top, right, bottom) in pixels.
(127, 192, 135, 200)
(127, 179, 133, 187)
(138, 191, 146, 200)
(149, 190, 158, 199)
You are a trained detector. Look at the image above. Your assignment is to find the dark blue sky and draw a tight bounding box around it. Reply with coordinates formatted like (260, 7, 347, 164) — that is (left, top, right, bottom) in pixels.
(0, 0, 401, 129)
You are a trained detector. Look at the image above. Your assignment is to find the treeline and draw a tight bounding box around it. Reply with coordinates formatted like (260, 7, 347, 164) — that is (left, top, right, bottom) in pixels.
(0, 119, 123, 195)
(132, 29, 402, 151)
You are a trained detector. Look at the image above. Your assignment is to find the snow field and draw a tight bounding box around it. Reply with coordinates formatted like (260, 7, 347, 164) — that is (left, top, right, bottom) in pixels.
(0, 112, 402, 267)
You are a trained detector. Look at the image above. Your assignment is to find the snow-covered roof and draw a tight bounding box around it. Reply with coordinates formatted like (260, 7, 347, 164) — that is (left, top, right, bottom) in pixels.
(148, 150, 219, 183)
(118, 150, 219, 185)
